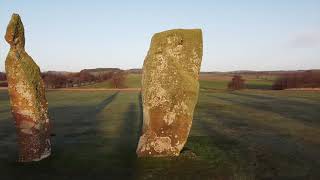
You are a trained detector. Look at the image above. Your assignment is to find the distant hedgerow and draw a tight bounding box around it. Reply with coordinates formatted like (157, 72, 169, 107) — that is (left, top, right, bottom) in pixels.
(272, 70, 320, 90)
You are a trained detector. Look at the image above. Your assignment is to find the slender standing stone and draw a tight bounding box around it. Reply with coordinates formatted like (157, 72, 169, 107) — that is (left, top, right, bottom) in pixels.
(5, 14, 51, 162)
(137, 29, 203, 157)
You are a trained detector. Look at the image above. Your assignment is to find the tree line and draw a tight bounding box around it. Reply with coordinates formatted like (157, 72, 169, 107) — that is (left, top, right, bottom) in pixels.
(228, 70, 320, 90)
(2, 70, 320, 90)
(42, 70, 127, 89)
(272, 70, 320, 90)
(0, 72, 7, 87)
(0, 70, 127, 88)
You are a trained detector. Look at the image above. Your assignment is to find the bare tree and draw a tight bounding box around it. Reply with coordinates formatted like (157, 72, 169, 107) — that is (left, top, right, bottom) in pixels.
(102, 72, 114, 81)
(228, 75, 245, 90)
(110, 71, 127, 88)
(79, 71, 95, 85)
(42, 73, 68, 89)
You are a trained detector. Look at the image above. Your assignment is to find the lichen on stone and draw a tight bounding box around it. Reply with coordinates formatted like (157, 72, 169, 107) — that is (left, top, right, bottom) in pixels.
(5, 13, 51, 162)
(137, 29, 203, 157)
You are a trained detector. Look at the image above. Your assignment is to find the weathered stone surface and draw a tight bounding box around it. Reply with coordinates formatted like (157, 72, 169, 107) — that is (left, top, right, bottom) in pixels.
(5, 14, 51, 162)
(136, 29, 203, 157)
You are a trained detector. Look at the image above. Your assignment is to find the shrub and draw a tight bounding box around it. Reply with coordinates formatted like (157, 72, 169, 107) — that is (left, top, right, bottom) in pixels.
(0, 72, 6, 81)
(228, 75, 245, 90)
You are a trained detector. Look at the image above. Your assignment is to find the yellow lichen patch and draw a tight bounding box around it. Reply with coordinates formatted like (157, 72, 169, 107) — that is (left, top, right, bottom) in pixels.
(15, 82, 34, 106)
(163, 112, 176, 125)
(19, 120, 35, 131)
(18, 109, 36, 120)
(153, 136, 172, 153)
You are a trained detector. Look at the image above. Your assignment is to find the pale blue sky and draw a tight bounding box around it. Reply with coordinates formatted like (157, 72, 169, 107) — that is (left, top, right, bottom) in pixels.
(0, 0, 319, 72)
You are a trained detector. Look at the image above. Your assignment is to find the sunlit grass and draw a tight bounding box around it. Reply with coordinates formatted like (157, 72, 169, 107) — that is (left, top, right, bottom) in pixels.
(81, 73, 276, 90)
(0, 89, 319, 179)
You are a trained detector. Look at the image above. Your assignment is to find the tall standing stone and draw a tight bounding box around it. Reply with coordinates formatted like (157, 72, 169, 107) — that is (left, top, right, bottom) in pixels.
(137, 29, 203, 157)
(5, 14, 51, 162)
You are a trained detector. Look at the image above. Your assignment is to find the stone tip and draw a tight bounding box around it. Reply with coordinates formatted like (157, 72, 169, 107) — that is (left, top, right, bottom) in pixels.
(151, 28, 203, 44)
(153, 28, 202, 36)
(5, 13, 25, 48)
(12, 13, 21, 19)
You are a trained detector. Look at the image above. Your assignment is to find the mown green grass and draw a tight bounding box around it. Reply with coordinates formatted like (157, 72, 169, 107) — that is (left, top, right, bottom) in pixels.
(124, 74, 141, 88)
(246, 79, 274, 90)
(82, 73, 274, 90)
(200, 80, 228, 90)
(82, 81, 114, 88)
(81, 74, 141, 89)
(200, 78, 274, 90)
(0, 89, 319, 179)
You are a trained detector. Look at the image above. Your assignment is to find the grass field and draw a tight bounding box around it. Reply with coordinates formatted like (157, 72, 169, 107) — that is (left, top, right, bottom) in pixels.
(0, 89, 319, 179)
(81, 73, 275, 90)
(81, 74, 142, 89)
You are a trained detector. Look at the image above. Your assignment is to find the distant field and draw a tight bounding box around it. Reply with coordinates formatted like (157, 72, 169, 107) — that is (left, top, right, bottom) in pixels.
(81, 74, 141, 88)
(200, 74, 275, 90)
(81, 73, 276, 90)
(0, 89, 319, 179)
